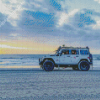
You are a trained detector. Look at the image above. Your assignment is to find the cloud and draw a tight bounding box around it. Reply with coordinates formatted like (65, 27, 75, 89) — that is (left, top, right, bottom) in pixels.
(0, 0, 24, 16)
(16, 10, 55, 36)
(11, 7, 100, 47)
(23, 0, 61, 14)
(94, 0, 100, 3)
(53, 8, 100, 49)
(9, 33, 20, 37)
(0, 44, 27, 49)
(61, 9, 96, 28)
(0, 12, 16, 35)
(25, 11, 54, 27)
(0, 0, 25, 27)
(92, 20, 100, 29)
(1, 0, 100, 52)
(57, 9, 79, 27)
(0, 0, 63, 37)
(73, 11, 96, 28)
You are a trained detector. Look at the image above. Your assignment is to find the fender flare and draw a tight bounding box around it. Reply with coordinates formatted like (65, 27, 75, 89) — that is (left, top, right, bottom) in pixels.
(43, 58, 55, 65)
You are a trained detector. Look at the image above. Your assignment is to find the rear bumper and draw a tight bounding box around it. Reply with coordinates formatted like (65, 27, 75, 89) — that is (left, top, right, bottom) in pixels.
(89, 54, 93, 65)
(90, 62, 93, 65)
(89, 59, 93, 65)
(89, 60, 93, 65)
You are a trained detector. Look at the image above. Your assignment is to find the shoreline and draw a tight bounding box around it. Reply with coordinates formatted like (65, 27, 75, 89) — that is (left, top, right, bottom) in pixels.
(0, 66, 40, 69)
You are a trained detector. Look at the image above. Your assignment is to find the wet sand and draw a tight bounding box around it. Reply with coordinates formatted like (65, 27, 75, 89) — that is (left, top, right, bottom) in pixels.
(0, 67, 100, 100)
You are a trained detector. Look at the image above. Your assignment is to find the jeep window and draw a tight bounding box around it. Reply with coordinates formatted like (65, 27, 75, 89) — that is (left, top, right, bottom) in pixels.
(62, 50, 69, 55)
(71, 50, 79, 55)
(80, 50, 89, 55)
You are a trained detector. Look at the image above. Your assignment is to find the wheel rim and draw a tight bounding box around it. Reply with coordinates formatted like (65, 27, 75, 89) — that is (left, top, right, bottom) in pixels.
(44, 61, 54, 71)
(80, 61, 89, 71)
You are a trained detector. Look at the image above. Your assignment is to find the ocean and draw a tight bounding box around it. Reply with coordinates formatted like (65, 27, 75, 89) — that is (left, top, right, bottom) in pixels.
(0, 54, 99, 68)
(0, 54, 46, 67)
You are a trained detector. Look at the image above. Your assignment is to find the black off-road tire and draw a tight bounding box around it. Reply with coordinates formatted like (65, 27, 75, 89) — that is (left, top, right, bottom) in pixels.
(78, 61, 90, 71)
(43, 60, 54, 71)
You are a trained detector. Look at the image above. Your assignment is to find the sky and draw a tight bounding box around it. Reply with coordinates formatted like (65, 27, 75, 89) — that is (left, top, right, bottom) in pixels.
(0, 0, 100, 54)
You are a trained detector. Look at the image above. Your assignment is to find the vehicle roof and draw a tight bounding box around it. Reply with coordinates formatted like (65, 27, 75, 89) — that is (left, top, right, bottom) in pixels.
(60, 47, 89, 50)
(55, 46, 89, 53)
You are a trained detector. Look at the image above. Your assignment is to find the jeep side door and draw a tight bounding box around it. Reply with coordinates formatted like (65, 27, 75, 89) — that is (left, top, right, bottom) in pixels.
(59, 50, 71, 64)
(70, 49, 80, 64)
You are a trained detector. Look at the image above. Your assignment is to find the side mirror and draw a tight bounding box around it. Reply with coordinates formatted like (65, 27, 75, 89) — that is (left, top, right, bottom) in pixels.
(58, 51, 61, 56)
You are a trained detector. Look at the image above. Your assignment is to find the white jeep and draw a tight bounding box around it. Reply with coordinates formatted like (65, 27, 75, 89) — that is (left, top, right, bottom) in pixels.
(39, 46, 93, 71)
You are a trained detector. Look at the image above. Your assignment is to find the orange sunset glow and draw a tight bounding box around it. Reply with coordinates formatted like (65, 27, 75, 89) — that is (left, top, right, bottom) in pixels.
(0, 40, 57, 54)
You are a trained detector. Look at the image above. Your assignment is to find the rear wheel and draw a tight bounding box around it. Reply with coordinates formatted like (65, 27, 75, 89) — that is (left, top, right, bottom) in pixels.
(43, 60, 54, 71)
(78, 61, 90, 71)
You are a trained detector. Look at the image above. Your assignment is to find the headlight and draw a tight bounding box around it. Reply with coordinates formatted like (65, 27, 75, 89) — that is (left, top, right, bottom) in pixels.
(39, 57, 44, 62)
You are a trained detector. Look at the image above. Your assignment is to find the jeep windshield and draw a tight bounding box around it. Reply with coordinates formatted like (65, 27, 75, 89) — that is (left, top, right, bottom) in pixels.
(54, 46, 61, 55)
(55, 51, 59, 56)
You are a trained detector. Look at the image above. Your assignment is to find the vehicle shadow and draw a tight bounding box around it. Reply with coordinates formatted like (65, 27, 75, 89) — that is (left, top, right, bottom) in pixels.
(0, 68, 100, 72)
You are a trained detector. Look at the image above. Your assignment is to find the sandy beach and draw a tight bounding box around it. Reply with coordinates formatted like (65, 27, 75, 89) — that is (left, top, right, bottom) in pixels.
(0, 67, 100, 100)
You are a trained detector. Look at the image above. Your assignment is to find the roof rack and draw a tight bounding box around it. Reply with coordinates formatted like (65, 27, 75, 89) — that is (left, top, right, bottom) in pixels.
(60, 46, 89, 49)
(55, 46, 89, 52)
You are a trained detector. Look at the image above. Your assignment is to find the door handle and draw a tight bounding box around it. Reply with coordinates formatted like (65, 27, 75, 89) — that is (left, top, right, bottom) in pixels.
(67, 56, 70, 57)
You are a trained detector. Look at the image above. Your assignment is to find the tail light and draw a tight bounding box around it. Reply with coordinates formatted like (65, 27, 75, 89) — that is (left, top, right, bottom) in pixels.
(88, 57, 90, 59)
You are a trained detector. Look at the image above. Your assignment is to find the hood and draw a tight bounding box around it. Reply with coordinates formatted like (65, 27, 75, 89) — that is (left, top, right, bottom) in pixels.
(43, 54, 56, 58)
(50, 54, 57, 56)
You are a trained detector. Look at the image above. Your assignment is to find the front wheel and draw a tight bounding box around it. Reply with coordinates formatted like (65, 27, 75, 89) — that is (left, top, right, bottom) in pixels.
(78, 61, 90, 71)
(43, 60, 54, 71)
